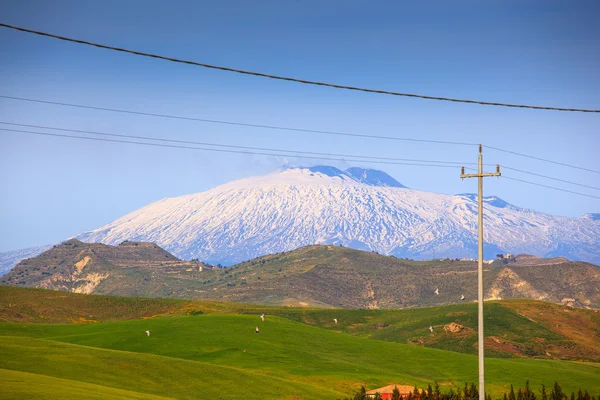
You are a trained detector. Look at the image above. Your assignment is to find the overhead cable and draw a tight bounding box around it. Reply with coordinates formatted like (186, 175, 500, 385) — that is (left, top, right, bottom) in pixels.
(501, 175, 600, 200)
(485, 145, 600, 175)
(1, 22, 598, 113)
(0, 128, 461, 169)
(2, 127, 598, 200)
(0, 122, 479, 165)
(0, 95, 477, 146)
(502, 166, 600, 191)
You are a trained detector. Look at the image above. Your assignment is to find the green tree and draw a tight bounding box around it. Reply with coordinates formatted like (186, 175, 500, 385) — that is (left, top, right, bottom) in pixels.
(541, 385, 548, 400)
(551, 382, 565, 400)
(354, 386, 366, 400)
(469, 383, 479, 400)
(525, 381, 536, 400)
(374, 393, 383, 400)
(393, 386, 402, 400)
(434, 382, 441, 400)
(509, 385, 516, 400)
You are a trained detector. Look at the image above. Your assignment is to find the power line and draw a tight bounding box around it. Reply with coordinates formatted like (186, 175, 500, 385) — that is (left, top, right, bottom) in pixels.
(501, 175, 600, 200)
(2, 127, 598, 200)
(5, 122, 597, 191)
(5, 95, 599, 177)
(0, 122, 478, 166)
(0, 95, 477, 146)
(1, 22, 598, 113)
(4, 95, 599, 178)
(0, 128, 461, 169)
(502, 166, 600, 191)
(485, 145, 600, 175)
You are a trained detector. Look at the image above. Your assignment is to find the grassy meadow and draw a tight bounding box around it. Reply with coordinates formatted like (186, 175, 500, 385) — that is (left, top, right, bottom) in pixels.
(0, 286, 599, 399)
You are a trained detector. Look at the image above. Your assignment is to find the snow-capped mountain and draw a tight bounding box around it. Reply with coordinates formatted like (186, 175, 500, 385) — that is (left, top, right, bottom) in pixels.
(63, 166, 599, 266)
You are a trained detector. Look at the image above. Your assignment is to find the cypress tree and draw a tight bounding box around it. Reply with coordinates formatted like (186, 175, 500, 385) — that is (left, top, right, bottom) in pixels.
(541, 384, 548, 400)
(525, 380, 536, 400)
(354, 386, 366, 400)
(392, 387, 401, 400)
(470, 383, 479, 400)
(434, 382, 441, 400)
(551, 382, 564, 400)
(509, 385, 516, 400)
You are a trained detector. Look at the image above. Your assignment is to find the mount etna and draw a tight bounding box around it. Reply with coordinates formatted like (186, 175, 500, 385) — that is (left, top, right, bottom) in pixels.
(1, 166, 599, 272)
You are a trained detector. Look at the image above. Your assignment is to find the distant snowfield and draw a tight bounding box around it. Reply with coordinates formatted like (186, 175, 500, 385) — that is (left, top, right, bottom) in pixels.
(75, 166, 600, 265)
(2, 166, 599, 271)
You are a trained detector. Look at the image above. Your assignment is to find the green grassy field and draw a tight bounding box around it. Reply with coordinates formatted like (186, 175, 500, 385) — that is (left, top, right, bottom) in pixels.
(1, 286, 599, 399)
(1, 314, 599, 399)
(0, 368, 173, 400)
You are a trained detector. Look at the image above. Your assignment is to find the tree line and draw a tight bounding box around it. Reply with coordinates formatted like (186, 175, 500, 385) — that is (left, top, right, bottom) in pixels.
(347, 381, 598, 400)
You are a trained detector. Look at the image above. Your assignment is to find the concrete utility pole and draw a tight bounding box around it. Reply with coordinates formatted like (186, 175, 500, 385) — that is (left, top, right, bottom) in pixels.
(460, 145, 500, 400)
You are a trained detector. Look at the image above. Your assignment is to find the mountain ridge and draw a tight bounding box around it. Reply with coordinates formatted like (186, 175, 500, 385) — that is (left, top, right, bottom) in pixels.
(1, 165, 599, 270)
(3, 243, 599, 310)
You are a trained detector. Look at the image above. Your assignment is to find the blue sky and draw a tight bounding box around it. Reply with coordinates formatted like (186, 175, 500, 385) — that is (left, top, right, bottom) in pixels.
(0, 0, 599, 252)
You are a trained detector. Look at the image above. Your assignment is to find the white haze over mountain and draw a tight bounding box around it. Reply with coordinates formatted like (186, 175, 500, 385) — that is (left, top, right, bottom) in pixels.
(2, 166, 599, 272)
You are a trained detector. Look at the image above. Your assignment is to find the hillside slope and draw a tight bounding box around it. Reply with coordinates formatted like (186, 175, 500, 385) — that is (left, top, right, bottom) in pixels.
(1, 313, 599, 397)
(1, 239, 211, 296)
(2, 286, 599, 362)
(4, 245, 600, 310)
(194, 245, 600, 309)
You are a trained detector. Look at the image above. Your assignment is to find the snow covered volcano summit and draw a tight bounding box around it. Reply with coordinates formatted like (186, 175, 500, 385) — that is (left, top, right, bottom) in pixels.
(73, 166, 600, 265)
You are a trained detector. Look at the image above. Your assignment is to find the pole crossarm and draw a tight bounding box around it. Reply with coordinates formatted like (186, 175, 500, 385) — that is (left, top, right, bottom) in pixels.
(461, 172, 501, 179)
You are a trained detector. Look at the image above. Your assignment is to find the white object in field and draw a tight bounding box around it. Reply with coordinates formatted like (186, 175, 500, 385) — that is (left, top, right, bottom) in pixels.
(461, 294, 465, 300)
(429, 326, 434, 333)
(261, 313, 265, 322)
(255, 326, 260, 334)
(145, 330, 150, 337)
(434, 288, 439, 295)
(333, 318, 338, 325)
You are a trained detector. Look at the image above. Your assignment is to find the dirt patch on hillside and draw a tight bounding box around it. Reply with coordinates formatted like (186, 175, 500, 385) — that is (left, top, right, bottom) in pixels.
(444, 322, 464, 333)
(485, 336, 524, 356)
(74, 256, 91, 275)
(503, 302, 600, 361)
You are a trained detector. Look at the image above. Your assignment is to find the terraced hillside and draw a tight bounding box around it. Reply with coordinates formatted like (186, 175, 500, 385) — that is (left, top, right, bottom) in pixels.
(4, 244, 600, 310)
(194, 245, 600, 309)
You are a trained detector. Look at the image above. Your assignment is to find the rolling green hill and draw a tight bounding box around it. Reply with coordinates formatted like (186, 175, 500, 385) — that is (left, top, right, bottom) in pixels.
(1, 314, 599, 398)
(0, 287, 599, 399)
(2, 286, 600, 361)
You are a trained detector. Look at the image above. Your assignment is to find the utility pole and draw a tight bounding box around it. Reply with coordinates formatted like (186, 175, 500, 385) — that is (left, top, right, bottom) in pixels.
(460, 145, 500, 400)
